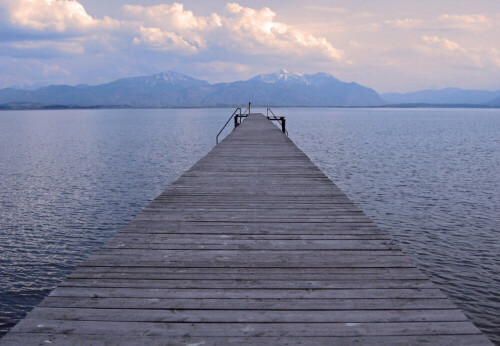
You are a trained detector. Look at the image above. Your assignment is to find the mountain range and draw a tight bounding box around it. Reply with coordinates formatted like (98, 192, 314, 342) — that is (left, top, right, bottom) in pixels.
(382, 88, 500, 106)
(1, 70, 500, 109)
(0, 70, 383, 108)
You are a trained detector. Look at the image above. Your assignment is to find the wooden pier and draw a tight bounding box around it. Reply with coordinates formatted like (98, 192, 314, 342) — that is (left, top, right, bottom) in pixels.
(1, 113, 491, 345)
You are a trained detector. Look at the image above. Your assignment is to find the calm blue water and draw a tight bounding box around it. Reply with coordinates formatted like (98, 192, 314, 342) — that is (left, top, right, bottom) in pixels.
(0, 108, 499, 342)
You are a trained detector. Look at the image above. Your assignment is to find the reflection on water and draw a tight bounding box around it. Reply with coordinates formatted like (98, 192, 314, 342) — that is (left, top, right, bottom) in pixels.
(0, 108, 498, 342)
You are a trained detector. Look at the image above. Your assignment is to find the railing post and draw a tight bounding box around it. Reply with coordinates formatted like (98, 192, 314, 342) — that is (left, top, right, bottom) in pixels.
(249, 102, 251, 115)
(280, 117, 286, 133)
(217, 107, 241, 144)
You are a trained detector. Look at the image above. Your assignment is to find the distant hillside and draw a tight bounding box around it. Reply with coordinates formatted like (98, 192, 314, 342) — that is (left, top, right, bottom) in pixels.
(204, 70, 383, 106)
(0, 72, 211, 107)
(382, 88, 500, 105)
(487, 95, 500, 107)
(0, 70, 384, 108)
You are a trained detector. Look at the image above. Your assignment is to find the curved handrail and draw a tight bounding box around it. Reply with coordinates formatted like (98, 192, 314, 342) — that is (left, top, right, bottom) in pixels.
(216, 108, 241, 144)
(267, 107, 277, 119)
(266, 108, 288, 135)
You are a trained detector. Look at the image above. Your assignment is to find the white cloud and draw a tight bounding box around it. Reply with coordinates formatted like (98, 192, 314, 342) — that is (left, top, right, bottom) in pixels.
(422, 35, 463, 51)
(383, 18, 424, 29)
(438, 14, 492, 31)
(222, 3, 344, 61)
(124, 3, 221, 32)
(379, 14, 493, 32)
(4, 0, 95, 33)
(9, 40, 84, 54)
(0, 1, 330, 62)
(132, 26, 199, 53)
(124, 3, 221, 51)
(0, 0, 123, 61)
(118, 2, 347, 61)
(120, 2, 345, 61)
(1, 0, 120, 38)
(420, 35, 500, 68)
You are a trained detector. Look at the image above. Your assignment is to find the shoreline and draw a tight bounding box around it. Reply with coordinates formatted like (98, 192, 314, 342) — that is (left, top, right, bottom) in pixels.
(2, 104, 500, 111)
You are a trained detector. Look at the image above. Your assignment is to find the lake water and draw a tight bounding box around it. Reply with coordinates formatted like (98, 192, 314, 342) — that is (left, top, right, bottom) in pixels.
(0, 108, 499, 342)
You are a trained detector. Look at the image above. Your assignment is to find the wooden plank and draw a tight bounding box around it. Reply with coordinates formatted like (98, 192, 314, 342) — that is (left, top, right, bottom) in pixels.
(67, 271, 427, 280)
(1, 333, 493, 346)
(81, 259, 417, 268)
(108, 233, 392, 240)
(1, 113, 491, 345)
(9, 320, 485, 337)
(25, 307, 469, 323)
(58, 278, 435, 289)
(48, 287, 448, 299)
(39, 297, 457, 310)
(70, 266, 425, 275)
(99, 239, 399, 251)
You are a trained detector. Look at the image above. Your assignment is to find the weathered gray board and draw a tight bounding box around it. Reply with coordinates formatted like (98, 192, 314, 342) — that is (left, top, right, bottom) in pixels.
(1, 113, 492, 345)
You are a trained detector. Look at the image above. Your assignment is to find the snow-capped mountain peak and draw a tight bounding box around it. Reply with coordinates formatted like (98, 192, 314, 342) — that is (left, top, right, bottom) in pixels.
(0, 69, 384, 107)
(253, 69, 307, 84)
(140, 71, 195, 85)
(250, 69, 340, 86)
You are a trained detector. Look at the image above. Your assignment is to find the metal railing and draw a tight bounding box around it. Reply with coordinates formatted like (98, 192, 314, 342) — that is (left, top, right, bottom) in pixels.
(267, 108, 288, 135)
(216, 105, 287, 144)
(242, 105, 250, 116)
(216, 107, 241, 144)
(216, 103, 252, 144)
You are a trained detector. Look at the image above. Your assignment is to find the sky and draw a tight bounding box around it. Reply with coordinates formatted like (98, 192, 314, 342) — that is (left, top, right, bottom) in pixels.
(1, 0, 500, 92)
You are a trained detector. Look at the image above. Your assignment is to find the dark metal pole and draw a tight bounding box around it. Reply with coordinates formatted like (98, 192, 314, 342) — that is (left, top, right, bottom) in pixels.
(280, 117, 286, 133)
(234, 114, 239, 128)
(249, 102, 251, 114)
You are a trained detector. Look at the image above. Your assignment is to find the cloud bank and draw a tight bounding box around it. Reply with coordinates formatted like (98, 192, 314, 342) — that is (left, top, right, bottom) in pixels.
(1, 1, 344, 59)
(0, 0, 499, 92)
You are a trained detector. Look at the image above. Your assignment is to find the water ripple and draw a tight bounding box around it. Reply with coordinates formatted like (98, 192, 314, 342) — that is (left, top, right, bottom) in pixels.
(286, 108, 500, 343)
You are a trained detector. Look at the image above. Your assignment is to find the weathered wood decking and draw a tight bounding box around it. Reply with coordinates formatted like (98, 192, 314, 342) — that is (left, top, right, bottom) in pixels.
(2, 113, 491, 345)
